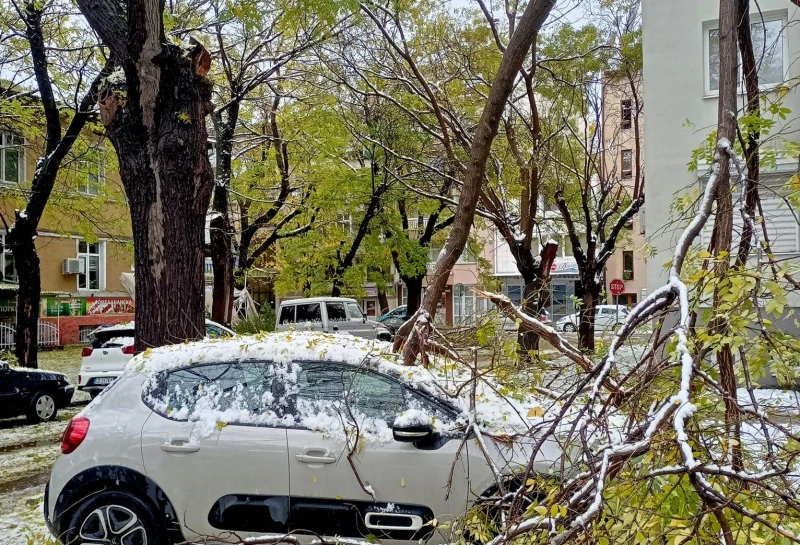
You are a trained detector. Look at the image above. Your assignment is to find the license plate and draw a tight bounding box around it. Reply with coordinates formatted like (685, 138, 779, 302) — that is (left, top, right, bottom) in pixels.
(94, 377, 115, 385)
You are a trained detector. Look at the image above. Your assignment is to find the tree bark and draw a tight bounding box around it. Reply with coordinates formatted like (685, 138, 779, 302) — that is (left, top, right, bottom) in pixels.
(77, 0, 216, 350)
(377, 291, 389, 315)
(401, 0, 557, 364)
(711, 0, 743, 473)
(401, 275, 424, 317)
(517, 241, 558, 357)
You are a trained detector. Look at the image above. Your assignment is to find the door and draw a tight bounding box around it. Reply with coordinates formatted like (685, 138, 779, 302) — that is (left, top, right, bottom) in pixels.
(286, 363, 469, 542)
(0, 367, 21, 417)
(324, 301, 352, 334)
(141, 361, 291, 541)
(346, 301, 376, 339)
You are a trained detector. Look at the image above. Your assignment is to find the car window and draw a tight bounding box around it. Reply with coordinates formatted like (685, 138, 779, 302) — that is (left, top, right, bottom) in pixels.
(600, 308, 614, 315)
(326, 302, 348, 322)
(278, 305, 295, 325)
(146, 361, 297, 425)
(351, 370, 406, 422)
(205, 324, 231, 339)
(346, 302, 363, 320)
(296, 303, 322, 323)
(91, 332, 134, 348)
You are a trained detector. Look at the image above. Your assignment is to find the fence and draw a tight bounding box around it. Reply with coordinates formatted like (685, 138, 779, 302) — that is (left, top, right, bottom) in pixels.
(0, 321, 60, 350)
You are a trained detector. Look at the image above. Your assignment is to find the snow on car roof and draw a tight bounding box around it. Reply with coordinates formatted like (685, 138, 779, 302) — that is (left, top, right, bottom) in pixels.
(124, 331, 560, 439)
(279, 297, 360, 305)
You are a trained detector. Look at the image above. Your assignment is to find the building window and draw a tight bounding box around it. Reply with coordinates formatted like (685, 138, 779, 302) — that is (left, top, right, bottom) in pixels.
(623, 251, 634, 280)
(621, 149, 633, 179)
(0, 234, 16, 283)
(617, 293, 637, 307)
(1, 132, 23, 185)
(77, 150, 105, 195)
(621, 99, 632, 130)
(706, 15, 785, 93)
(77, 240, 104, 290)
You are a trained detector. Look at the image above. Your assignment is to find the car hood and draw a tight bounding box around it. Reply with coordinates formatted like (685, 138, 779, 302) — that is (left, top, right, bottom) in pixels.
(16, 368, 69, 383)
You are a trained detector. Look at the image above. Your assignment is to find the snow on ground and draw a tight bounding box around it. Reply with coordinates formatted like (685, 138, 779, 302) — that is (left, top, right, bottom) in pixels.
(0, 487, 53, 545)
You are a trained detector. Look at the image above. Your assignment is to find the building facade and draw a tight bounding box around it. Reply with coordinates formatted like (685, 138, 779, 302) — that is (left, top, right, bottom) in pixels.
(0, 126, 134, 346)
(601, 71, 647, 307)
(642, 0, 800, 308)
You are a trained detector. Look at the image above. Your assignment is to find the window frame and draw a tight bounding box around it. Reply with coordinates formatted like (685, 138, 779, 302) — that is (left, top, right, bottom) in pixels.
(621, 149, 633, 179)
(0, 132, 24, 185)
(0, 233, 17, 283)
(620, 99, 632, 130)
(76, 239, 105, 291)
(623, 250, 634, 280)
(703, 11, 788, 97)
(77, 149, 106, 196)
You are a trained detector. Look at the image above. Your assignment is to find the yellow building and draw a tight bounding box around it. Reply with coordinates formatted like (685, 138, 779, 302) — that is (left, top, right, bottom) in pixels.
(0, 124, 134, 345)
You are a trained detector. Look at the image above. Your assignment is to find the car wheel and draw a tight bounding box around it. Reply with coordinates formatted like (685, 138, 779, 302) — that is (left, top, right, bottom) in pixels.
(562, 323, 576, 333)
(64, 490, 163, 545)
(27, 391, 57, 423)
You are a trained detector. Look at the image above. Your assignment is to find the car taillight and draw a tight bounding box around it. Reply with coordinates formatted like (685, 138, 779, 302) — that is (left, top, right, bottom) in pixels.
(61, 417, 90, 454)
(121, 345, 135, 355)
(81, 347, 93, 357)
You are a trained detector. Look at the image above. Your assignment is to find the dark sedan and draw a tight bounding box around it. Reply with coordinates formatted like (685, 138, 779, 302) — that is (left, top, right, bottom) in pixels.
(0, 361, 74, 423)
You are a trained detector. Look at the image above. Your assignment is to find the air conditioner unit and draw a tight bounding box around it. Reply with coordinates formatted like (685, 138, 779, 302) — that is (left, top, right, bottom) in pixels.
(62, 258, 85, 275)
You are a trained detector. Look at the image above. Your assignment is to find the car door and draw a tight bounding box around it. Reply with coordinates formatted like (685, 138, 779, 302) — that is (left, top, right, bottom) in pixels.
(0, 367, 21, 417)
(140, 361, 291, 542)
(346, 301, 376, 339)
(325, 301, 353, 335)
(286, 362, 469, 543)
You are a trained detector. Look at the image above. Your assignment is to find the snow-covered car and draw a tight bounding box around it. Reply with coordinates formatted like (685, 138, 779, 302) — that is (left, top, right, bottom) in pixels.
(0, 361, 74, 423)
(277, 297, 393, 341)
(46, 332, 566, 545)
(78, 319, 234, 397)
(556, 304, 629, 333)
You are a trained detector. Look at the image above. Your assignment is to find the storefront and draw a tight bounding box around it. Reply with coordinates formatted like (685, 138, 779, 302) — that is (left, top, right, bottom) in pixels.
(496, 257, 580, 321)
(41, 295, 135, 344)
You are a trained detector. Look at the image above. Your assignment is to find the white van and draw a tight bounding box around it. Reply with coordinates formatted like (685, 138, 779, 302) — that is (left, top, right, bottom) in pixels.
(276, 297, 392, 341)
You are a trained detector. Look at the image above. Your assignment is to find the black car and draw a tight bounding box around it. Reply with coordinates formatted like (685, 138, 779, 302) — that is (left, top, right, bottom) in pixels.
(0, 361, 74, 423)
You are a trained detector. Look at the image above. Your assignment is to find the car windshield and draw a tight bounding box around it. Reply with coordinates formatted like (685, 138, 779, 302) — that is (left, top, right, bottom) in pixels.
(91, 331, 134, 348)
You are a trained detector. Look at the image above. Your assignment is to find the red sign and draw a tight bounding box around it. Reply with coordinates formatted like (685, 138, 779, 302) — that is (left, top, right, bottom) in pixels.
(609, 279, 625, 296)
(86, 298, 135, 315)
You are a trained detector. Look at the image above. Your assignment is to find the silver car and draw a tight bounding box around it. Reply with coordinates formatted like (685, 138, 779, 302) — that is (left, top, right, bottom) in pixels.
(556, 304, 630, 333)
(277, 297, 392, 341)
(45, 333, 565, 545)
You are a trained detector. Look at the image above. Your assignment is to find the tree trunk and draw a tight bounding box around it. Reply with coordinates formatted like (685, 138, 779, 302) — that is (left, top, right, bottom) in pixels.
(96, 43, 215, 351)
(402, 0, 556, 364)
(377, 292, 389, 315)
(576, 275, 600, 353)
(711, 0, 743, 472)
(402, 275, 424, 318)
(517, 241, 558, 359)
(209, 107, 238, 328)
(8, 230, 40, 367)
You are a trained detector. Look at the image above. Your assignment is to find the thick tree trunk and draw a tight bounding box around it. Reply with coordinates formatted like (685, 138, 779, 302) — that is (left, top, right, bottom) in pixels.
(517, 241, 558, 359)
(8, 231, 40, 367)
(402, 275, 424, 318)
(401, 0, 557, 364)
(377, 292, 389, 315)
(99, 44, 215, 351)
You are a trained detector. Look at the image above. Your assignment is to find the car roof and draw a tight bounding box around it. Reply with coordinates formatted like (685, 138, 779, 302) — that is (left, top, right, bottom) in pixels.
(92, 318, 233, 336)
(279, 297, 359, 305)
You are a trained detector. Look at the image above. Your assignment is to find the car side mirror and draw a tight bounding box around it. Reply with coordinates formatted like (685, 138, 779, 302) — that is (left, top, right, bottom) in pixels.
(0, 361, 9, 373)
(392, 422, 433, 443)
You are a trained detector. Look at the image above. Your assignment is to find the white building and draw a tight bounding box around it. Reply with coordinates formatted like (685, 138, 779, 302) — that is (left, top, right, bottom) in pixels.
(642, 1, 800, 307)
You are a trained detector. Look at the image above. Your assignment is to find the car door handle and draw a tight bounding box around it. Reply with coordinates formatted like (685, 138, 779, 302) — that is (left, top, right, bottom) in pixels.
(332, 326, 339, 331)
(364, 512, 424, 531)
(161, 437, 199, 453)
(295, 453, 336, 464)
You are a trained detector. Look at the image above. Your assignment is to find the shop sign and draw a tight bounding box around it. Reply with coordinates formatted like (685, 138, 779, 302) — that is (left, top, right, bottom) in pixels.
(87, 298, 135, 315)
(45, 297, 134, 317)
(0, 299, 15, 315)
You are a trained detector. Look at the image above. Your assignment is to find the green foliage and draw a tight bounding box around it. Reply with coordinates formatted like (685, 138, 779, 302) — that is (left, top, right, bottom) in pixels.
(233, 303, 278, 334)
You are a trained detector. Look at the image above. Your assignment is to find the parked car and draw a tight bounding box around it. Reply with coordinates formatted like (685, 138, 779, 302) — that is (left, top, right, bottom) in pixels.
(378, 304, 407, 333)
(46, 332, 565, 545)
(276, 297, 392, 341)
(0, 361, 74, 423)
(556, 305, 630, 333)
(78, 319, 234, 397)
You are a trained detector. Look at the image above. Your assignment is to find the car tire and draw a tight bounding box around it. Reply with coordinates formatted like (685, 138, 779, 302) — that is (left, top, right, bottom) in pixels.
(63, 490, 164, 545)
(562, 323, 576, 333)
(27, 391, 58, 423)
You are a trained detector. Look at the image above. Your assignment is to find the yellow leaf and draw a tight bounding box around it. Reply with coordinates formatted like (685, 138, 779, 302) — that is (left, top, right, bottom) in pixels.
(527, 407, 544, 418)
(560, 506, 567, 517)
(534, 505, 548, 516)
(401, 478, 406, 487)
(550, 504, 559, 518)
(312, 475, 318, 483)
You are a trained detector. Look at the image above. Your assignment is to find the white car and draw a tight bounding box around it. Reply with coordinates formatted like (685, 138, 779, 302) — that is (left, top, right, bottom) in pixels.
(277, 297, 392, 341)
(78, 319, 234, 397)
(47, 332, 566, 545)
(556, 304, 630, 333)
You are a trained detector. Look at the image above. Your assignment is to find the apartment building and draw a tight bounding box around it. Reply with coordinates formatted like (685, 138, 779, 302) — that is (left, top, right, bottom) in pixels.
(601, 71, 647, 307)
(642, 0, 800, 322)
(0, 126, 134, 346)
